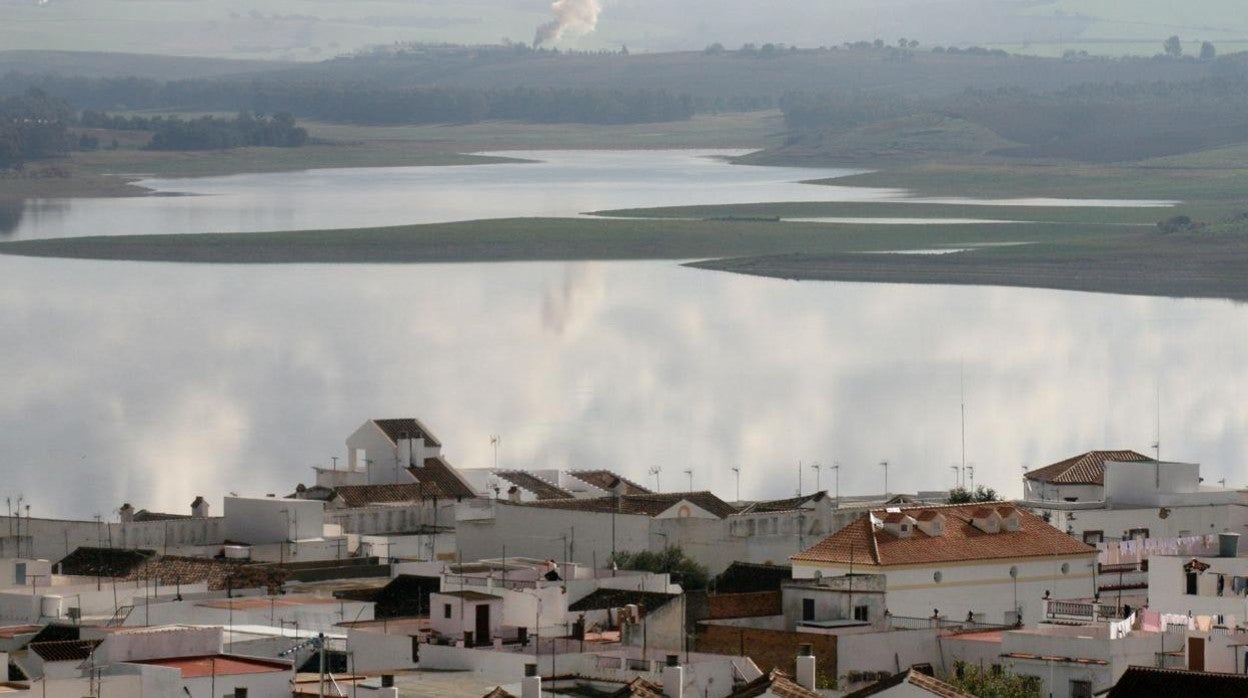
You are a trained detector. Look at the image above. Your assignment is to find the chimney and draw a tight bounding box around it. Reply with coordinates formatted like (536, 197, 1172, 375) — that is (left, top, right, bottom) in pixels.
(970, 507, 1000, 534)
(522, 663, 541, 698)
(508, 486, 522, 503)
(997, 507, 1021, 532)
(881, 512, 914, 538)
(191, 496, 209, 518)
(119, 503, 135, 524)
(795, 643, 816, 691)
(914, 511, 945, 537)
(662, 655, 684, 698)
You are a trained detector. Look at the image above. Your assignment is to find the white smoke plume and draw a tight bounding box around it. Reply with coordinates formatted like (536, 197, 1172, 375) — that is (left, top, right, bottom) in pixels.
(533, 0, 602, 47)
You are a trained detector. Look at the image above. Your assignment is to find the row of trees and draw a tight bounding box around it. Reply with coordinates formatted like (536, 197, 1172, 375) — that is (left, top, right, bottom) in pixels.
(144, 112, 308, 150)
(0, 89, 73, 170)
(3, 74, 696, 127)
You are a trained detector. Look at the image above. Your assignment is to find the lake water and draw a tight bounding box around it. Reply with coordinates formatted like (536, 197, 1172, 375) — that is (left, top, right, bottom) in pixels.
(2, 150, 1172, 240)
(0, 150, 1240, 518)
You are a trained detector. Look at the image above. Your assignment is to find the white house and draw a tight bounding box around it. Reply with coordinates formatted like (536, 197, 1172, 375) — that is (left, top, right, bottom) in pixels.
(1020, 450, 1248, 547)
(790, 504, 1099, 626)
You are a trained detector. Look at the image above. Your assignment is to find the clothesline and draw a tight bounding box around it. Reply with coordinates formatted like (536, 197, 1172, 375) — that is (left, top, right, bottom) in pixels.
(1096, 534, 1218, 565)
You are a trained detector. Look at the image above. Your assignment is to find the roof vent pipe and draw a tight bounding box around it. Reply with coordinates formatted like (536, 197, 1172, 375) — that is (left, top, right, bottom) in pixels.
(796, 643, 816, 691)
(522, 663, 541, 698)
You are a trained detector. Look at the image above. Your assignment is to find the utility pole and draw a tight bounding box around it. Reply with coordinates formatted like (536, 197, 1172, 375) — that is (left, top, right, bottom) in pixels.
(490, 434, 501, 470)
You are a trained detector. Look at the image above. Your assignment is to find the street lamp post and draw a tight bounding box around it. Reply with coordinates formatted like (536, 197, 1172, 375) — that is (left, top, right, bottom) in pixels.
(683, 468, 693, 493)
(731, 466, 741, 503)
(810, 463, 822, 493)
(879, 461, 890, 496)
(831, 463, 840, 508)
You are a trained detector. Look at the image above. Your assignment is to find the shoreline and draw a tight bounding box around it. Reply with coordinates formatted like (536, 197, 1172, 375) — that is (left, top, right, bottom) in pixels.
(7, 218, 1246, 304)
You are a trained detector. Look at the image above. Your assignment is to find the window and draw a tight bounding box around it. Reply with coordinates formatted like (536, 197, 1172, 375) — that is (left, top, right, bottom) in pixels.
(1070, 679, 1093, 698)
(1127, 528, 1149, 540)
(444, 603, 453, 619)
(1082, 530, 1104, 544)
(1186, 571, 1199, 595)
(801, 598, 815, 621)
(853, 605, 869, 621)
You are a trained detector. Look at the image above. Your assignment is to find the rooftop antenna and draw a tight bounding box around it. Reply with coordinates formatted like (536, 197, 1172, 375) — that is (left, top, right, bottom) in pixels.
(960, 363, 967, 477)
(810, 462, 822, 492)
(967, 464, 976, 492)
(649, 466, 661, 492)
(1152, 381, 1161, 461)
(950, 465, 961, 489)
(490, 434, 501, 470)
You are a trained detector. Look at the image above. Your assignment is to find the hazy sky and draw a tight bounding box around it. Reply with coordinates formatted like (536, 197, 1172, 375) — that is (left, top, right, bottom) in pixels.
(0, 0, 1245, 60)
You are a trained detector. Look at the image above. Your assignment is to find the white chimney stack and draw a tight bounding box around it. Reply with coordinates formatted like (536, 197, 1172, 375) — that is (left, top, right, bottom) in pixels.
(191, 496, 209, 518)
(796, 643, 816, 691)
(522, 663, 541, 698)
(662, 655, 684, 698)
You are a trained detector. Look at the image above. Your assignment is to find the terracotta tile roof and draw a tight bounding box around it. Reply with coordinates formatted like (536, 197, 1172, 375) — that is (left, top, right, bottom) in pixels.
(882, 512, 909, 524)
(134, 655, 290, 678)
(612, 678, 664, 698)
(569, 470, 653, 495)
(844, 668, 973, 698)
(570, 589, 677, 612)
(407, 456, 476, 499)
(516, 491, 738, 519)
(57, 547, 156, 577)
(125, 556, 287, 592)
(1106, 666, 1248, 697)
(730, 670, 819, 698)
(29, 639, 100, 662)
(332, 483, 442, 507)
(132, 510, 191, 522)
(482, 688, 518, 698)
(1024, 450, 1152, 485)
(371, 418, 442, 448)
(791, 503, 1096, 567)
(496, 471, 573, 500)
(738, 492, 827, 514)
(996, 506, 1017, 517)
(970, 507, 994, 519)
(0, 625, 40, 639)
(915, 511, 941, 521)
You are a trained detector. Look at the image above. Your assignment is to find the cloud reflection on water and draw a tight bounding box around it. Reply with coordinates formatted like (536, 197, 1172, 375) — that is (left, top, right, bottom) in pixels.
(0, 256, 1244, 517)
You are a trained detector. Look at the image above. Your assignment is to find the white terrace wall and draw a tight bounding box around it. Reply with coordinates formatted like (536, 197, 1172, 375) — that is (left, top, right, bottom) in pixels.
(456, 503, 652, 568)
(0, 516, 224, 562)
(346, 628, 421, 673)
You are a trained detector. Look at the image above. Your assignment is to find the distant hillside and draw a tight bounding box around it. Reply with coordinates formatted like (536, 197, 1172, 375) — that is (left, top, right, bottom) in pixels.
(0, 51, 291, 81)
(260, 45, 1215, 99)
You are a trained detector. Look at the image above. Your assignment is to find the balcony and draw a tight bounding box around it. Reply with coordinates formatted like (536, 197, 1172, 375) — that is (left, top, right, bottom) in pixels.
(1043, 599, 1124, 623)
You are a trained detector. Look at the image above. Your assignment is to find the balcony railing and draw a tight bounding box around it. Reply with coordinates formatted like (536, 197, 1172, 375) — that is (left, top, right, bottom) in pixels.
(1043, 599, 1123, 623)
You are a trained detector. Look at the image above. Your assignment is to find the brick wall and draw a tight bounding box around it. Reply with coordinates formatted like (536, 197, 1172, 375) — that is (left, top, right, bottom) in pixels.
(695, 624, 837, 678)
(708, 591, 781, 619)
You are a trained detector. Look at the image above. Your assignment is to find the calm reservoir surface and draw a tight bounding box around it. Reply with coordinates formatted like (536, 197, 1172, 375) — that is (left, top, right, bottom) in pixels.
(0, 151, 1235, 517)
(3, 150, 1170, 240)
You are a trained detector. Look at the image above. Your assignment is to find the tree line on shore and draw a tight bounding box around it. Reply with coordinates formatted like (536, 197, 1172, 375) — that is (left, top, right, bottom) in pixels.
(2, 74, 696, 127)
